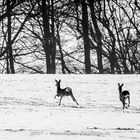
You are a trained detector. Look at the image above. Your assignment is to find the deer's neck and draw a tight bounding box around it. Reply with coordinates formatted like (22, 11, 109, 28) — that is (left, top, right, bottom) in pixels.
(119, 88, 122, 95)
(57, 85, 61, 92)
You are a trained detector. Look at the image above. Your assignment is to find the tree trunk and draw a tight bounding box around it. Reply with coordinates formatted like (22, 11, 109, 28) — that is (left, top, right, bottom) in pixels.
(50, 0, 56, 74)
(42, 0, 51, 73)
(81, 0, 91, 74)
(7, 0, 15, 74)
(89, 1, 103, 73)
(42, 0, 56, 74)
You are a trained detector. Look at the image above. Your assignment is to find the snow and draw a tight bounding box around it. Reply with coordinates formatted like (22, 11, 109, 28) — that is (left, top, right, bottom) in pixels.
(0, 74, 140, 140)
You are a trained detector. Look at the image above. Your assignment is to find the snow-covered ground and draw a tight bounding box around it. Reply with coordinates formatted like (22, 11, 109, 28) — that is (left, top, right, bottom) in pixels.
(0, 74, 140, 140)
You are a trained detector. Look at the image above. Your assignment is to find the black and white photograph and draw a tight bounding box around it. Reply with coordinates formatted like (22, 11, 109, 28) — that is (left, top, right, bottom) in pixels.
(0, 0, 140, 139)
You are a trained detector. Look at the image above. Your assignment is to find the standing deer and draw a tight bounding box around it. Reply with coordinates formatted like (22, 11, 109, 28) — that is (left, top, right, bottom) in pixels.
(118, 83, 130, 109)
(54, 79, 79, 106)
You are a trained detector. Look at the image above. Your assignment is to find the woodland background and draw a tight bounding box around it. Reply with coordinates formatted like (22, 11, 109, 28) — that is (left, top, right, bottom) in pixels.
(0, 0, 140, 74)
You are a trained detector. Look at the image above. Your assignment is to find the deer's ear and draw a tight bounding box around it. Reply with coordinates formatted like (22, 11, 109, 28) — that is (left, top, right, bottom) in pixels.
(59, 79, 61, 82)
(55, 79, 57, 82)
(121, 83, 124, 86)
(118, 83, 120, 86)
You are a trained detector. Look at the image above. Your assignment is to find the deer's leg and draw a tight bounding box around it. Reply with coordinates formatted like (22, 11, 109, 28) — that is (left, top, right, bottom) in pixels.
(124, 96, 130, 108)
(122, 100, 125, 109)
(122, 103, 124, 109)
(54, 95, 57, 99)
(128, 96, 130, 107)
(59, 97, 62, 106)
(124, 98, 127, 108)
(71, 94, 79, 105)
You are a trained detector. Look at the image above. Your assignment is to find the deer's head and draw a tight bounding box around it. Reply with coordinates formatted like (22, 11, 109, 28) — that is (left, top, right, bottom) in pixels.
(55, 79, 61, 87)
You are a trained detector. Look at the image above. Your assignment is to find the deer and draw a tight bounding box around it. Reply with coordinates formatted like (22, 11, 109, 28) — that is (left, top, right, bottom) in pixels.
(118, 83, 130, 109)
(54, 79, 79, 106)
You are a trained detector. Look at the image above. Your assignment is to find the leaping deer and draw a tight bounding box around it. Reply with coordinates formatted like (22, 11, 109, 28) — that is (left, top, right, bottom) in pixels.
(54, 79, 79, 106)
(118, 83, 130, 109)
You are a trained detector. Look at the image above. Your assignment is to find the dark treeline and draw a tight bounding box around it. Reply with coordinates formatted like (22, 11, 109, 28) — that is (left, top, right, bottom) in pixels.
(0, 0, 140, 74)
